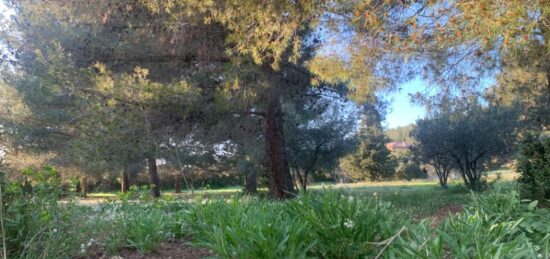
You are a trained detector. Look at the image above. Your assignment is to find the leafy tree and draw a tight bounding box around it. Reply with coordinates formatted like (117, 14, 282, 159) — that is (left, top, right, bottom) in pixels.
(415, 103, 518, 190)
(516, 133, 550, 200)
(285, 95, 357, 191)
(412, 119, 455, 188)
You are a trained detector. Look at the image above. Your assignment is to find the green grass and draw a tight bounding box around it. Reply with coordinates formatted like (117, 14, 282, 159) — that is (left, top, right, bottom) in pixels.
(6, 173, 550, 258)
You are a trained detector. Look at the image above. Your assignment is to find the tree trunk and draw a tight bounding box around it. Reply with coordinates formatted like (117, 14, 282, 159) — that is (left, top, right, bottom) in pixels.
(75, 180, 81, 193)
(295, 169, 305, 191)
(80, 177, 88, 198)
(147, 156, 161, 198)
(121, 168, 130, 193)
(174, 174, 181, 193)
(243, 168, 257, 194)
(264, 100, 296, 199)
(302, 170, 309, 192)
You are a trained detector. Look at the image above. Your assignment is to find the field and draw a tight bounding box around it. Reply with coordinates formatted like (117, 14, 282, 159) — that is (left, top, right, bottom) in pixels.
(4, 169, 550, 258)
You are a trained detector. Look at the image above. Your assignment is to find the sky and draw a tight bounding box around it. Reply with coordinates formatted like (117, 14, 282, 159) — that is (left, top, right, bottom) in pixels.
(384, 78, 426, 129)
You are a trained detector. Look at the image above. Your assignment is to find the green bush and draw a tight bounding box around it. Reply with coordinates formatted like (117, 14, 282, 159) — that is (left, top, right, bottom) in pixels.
(516, 133, 550, 200)
(396, 162, 428, 181)
(1, 166, 94, 258)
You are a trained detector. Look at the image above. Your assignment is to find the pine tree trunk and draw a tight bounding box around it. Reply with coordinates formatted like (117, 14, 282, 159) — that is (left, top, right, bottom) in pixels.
(243, 168, 257, 194)
(121, 168, 130, 193)
(174, 174, 181, 194)
(264, 100, 296, 199)
(147, 156, 161, 198)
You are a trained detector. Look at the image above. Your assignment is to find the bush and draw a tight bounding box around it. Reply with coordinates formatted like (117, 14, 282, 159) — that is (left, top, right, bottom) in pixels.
(396, 162, 428, 181)
(1, 166, 94, 258)
(516, 133, 550, 200)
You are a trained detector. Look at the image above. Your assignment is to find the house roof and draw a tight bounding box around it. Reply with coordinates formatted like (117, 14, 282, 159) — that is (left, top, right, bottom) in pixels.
(385, 141, 412, 151)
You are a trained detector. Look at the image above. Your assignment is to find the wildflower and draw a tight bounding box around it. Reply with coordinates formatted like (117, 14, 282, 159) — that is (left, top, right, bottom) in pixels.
(538, 254, 542, 258)
(52, 228, 58, 233)
(373, 192, 378, 197)
(348, 196, 354, 202)
(201, 199, 208, 205)
(344, 219, 355, 229)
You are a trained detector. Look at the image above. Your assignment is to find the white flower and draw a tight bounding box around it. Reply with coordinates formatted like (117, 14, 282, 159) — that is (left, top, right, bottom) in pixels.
(537, 253, 542, 258)
(90, 238, 95, 242)
(344, 219, 355, 229)
(348, 196, 354, 202)
(52, 229, 58, 233)
(373, 192, 378, 197)
(201, 199, 208, 205)
(87, 242, 92, 247)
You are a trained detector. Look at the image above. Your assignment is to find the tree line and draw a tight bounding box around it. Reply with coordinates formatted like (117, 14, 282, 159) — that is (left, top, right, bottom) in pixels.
(0, 0, 548, 199)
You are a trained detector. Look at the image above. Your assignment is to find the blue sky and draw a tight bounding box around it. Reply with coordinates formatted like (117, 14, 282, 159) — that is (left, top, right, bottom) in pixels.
(384, 78, 426, 129)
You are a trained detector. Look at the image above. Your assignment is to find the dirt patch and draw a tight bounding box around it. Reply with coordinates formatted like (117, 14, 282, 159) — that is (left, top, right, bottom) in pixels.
(83, 238, 214, 259)
(430, 204, 464, 227)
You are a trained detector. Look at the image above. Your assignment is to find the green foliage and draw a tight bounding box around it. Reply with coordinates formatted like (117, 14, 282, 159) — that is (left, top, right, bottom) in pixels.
(117, 185, 153, 202)
(413, 103, 518, 190)
(99, 201, 185, 254)
(0, 166, 94, 258)
(287, 193, 403, 258)
(285, 98, 357, 189)
(516, 133, 550, 200)
(185, 193, 407, 258)
(339, 103, 396, 182)
(397, 190, 550, 258)
(181, 190, 549, 258)
(339, 133, 396, 181)
(396, 161, 427, 181)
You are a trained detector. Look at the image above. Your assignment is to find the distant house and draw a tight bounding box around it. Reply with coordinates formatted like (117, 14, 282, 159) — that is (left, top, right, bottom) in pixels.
(385, 141, 412, 151)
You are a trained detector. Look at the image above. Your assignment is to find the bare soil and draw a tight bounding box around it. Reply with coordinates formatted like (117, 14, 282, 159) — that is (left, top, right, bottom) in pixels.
(430, 204, 464, 227)
(81, 238, 214, 259)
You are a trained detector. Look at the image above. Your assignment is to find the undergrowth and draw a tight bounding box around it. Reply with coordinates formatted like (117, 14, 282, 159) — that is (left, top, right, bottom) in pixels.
(1, 172, 549, 258)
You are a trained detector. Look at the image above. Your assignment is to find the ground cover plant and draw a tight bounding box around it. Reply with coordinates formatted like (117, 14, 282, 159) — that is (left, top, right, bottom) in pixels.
(2, 172, 549, 258)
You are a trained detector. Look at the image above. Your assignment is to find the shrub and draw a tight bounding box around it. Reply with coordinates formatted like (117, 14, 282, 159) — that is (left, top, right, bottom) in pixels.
(1, 166, 93, 258)
(516, 133, 550, 200)
(396, 162, 428, 181)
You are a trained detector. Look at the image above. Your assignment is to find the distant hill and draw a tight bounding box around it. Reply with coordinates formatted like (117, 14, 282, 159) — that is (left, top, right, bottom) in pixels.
(385, 124, 415, 143)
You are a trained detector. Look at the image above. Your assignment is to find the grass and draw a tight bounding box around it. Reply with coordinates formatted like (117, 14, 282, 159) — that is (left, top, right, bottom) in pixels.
(9, 168, 548, 258)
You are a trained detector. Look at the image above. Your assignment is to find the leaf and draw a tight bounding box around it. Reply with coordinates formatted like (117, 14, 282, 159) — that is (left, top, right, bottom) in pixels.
(527, 200, 538, 211)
